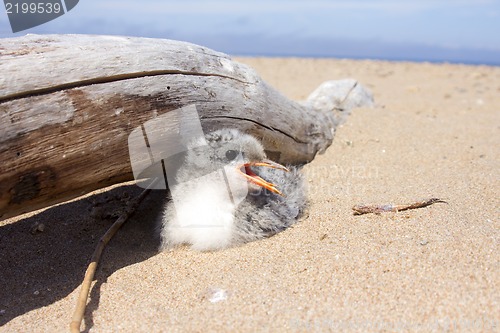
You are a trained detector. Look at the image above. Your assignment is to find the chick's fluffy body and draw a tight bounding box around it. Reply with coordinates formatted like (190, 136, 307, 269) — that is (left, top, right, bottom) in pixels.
(160, 129, 306, 251)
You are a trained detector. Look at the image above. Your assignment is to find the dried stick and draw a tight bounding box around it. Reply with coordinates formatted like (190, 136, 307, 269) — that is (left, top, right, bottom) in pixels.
(352, 198, 447, 215)
(70, 180, 157, 333)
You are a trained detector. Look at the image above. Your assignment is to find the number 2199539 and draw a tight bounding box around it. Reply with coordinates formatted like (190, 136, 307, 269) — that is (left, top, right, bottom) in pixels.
(5, 2, 62, 14)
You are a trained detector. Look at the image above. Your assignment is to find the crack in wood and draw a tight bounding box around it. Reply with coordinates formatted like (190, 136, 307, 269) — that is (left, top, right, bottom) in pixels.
(0, 70, 250, 104)
(202, 115, 308, 145)
(338, 81, 358, 108)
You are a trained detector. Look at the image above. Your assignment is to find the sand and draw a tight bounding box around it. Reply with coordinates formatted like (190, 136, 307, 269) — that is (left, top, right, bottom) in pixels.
(0, 58, 498, 332)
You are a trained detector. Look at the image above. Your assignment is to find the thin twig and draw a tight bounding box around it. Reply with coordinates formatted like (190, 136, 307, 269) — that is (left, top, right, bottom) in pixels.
(352, 198, 447, 216)
(70, 180, 157, 333)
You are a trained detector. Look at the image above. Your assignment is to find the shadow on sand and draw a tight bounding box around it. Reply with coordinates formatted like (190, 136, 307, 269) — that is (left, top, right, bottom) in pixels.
(0, 184, 167, 328)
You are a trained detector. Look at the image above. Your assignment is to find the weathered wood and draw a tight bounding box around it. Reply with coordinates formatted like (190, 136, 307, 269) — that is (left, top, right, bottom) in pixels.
(0, 34, 373, 220)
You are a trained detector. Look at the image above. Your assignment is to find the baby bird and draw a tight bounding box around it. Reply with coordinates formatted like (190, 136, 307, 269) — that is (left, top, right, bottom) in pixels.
(160, 129, 306, 251)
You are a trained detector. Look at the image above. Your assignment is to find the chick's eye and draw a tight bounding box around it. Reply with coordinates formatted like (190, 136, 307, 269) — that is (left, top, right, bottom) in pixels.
(225, 150, 239, 161)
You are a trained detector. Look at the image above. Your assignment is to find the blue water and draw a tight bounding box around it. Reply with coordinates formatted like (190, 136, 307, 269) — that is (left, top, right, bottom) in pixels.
(1, 0, 499, 66)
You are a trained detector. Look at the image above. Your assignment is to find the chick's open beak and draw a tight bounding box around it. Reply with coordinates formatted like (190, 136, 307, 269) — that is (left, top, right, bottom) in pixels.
(237, 159, 289, 196)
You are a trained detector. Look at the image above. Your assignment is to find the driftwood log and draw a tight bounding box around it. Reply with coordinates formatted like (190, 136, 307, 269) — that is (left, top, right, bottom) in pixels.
(0, 34, 373, 220)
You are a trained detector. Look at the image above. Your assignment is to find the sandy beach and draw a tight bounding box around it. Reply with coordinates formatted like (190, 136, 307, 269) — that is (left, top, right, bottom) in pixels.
(1, 57, 498, 332)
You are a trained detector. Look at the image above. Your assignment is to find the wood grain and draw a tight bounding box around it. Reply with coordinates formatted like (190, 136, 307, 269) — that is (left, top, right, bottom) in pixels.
(0, 34, 373, 220)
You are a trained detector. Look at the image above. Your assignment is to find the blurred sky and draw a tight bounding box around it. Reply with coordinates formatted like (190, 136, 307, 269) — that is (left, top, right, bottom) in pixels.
(1, 0, 499, 64)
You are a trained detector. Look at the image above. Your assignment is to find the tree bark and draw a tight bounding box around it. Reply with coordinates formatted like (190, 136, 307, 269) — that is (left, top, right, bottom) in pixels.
(0, 34, 373, 220)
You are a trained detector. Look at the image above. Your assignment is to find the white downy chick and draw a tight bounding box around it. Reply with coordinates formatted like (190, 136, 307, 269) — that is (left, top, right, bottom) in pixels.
(160, 129, 306, 251)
